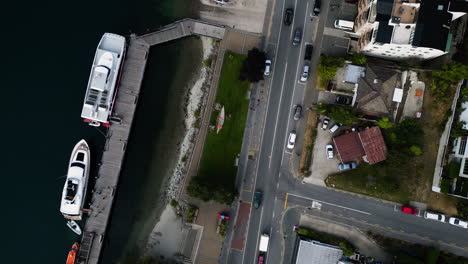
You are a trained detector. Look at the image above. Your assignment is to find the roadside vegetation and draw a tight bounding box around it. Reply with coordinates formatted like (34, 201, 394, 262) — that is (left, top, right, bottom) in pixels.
(239, 47, 267, 83)
(316, 104, 358, 125)
(299, 111, 318, 176)
(366, 232, 468, 264)
(296, 227, 355, 256)
(429, 62, 468, 100)
(187, 52, 250, 204)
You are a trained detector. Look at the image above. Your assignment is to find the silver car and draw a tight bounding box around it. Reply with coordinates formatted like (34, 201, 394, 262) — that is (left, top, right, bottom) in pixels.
(293, 105, 302, 120)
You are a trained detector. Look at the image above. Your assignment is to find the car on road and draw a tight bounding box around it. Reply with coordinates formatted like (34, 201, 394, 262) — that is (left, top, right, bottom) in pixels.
(264, 59, 271, 76)
(326, 144, 334, 159)
(284, 8, 293, 26)
(292, 28, 302, 46)
(424, 211, 445, 222)
(401, 206, 418, 215)
(254, 191, 263, 209)
(313, 0, 321, 15)
(329, 123, 341, 133)
(293, 105, 302, 120)
(300, 64, 310, 82)
(322, 118, 330, 129)
(449, 217, 468, 228)
(335, 95, 352, 105)
(338, 162, 357, 171)
(287, 131, 297, 150)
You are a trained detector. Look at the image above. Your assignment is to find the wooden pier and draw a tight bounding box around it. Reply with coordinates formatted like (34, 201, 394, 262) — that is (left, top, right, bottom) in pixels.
(77, 18, 225, 264)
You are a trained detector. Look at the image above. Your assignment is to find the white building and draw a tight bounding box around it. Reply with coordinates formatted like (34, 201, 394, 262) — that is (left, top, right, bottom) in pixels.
(349, 0, 466, 61)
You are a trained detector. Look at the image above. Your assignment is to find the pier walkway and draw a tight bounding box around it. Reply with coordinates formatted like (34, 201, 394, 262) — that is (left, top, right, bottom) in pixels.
(77, 18, 226, 264)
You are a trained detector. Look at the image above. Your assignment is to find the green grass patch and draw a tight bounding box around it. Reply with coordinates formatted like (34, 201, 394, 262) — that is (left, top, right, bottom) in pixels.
(188, 52, 250, 204)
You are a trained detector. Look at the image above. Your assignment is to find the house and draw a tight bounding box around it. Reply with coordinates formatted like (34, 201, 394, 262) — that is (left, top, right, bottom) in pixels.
(293, 239, 344, 264)
(333, 126, 388, 164)
(348, 0, 466, 61)
(354, 65, 402, 117)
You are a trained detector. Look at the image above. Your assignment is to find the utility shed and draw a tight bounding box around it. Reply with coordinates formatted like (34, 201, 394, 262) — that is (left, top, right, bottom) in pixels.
(392, 88, 403, 102)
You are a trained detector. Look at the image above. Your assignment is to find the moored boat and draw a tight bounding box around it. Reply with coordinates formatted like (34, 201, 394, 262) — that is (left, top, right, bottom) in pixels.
(60, 140, 90, 220)
(81, 33, 126, 127)
(66, 242, 79, 264)
(67, 220, 82, 235)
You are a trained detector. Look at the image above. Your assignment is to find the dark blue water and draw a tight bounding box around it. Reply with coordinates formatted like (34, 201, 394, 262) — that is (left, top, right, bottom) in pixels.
(1, 0, 199, 263)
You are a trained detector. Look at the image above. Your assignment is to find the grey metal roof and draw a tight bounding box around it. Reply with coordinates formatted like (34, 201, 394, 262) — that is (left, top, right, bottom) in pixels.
(345, 65, 366, 84)
(295, 239, 343, 264)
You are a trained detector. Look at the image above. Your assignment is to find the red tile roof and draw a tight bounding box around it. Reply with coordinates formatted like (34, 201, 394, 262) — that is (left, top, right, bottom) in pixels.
(359, 126, 388, 164)
(333, 132, 365, 163)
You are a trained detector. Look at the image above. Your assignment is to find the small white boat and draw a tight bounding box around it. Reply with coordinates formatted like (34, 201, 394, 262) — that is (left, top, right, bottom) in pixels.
(216, 106, 225, 134)
(67, 220, 82, 235)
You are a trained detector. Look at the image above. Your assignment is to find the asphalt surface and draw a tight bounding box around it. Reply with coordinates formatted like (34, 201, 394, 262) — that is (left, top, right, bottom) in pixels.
(224, 0, 468, 263)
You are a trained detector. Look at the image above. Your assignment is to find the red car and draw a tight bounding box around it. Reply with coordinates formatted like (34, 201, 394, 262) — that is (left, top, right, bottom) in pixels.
(401, 206, 417, 215)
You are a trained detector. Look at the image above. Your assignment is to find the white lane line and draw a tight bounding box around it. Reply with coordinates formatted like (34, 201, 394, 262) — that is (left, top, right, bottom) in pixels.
(294, 1, 309, 82)
(288, 193, 372, 215)
(269, 62, 288, 168)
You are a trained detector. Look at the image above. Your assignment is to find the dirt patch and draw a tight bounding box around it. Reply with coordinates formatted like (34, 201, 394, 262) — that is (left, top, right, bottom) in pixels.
(299, 111, 318, 177)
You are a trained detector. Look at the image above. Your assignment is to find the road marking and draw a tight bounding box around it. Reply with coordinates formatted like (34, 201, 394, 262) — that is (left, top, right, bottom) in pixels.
(287, 193, 372, 215)
(243, 189, 252, 193)
(231, 247, 243, 252)
(269, 62, 288, 169)
(284, 193, 289, 210)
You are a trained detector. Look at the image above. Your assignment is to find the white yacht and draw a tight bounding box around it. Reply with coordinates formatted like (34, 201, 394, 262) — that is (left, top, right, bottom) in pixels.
(60, 140, 90, 220)
(81, 33, 126, 127)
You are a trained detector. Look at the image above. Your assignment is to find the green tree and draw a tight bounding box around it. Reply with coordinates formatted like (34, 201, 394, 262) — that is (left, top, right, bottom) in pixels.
(349, 52, 367, 65)
(317, 55, 345, 87)
(409, 145, 423, 156)
(317, 104, 356, 125)
(338, 241, 355, 256)
(376, 117, 394, 129)
(239, 47, 267, 83)
(431, 62, 468, 100)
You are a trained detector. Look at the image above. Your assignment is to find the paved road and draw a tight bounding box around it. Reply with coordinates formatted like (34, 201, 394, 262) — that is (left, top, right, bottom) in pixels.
(225, 0, 468, 263)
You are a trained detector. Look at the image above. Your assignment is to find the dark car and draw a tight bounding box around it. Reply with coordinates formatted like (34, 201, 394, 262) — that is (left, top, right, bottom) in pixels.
(293, 105, 302, 120)
(284, 8, 294, 26)
(313, 0, 321, 15)
(292, 28, 302, 46)
(254, 191, 263, 209)
(335, 95, 352, 105)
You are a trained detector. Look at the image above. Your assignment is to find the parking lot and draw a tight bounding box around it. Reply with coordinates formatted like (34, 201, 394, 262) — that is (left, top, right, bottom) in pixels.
(303, 116, 340, 186)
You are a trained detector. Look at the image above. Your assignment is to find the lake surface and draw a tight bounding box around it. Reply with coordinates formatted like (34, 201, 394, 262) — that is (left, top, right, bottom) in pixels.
(1, 0, 200, 263)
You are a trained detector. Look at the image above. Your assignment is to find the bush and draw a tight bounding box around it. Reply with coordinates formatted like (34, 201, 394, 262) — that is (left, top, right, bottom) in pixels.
(317, 55, 345, 87)
(440, 178, 451, 194)
(239, 48, 267, 83)
(170, 199, 178, 208)
(457, 199, 468, 218)
(219, 219, 228, 237)
(448, 161, 461, 179)
(409, 145, 423, 156)
(430, 62, 468, 100)
(339, 241, 355, 256)
(349, 52, 367, 65)
(376, 117, 394, 129)
(317, 104, 357, 125)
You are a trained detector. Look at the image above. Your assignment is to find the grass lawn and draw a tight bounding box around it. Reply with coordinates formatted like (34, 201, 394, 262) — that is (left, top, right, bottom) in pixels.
(195, 51, 250, 196)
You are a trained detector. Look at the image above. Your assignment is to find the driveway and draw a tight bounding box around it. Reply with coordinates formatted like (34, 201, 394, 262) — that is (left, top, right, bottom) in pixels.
(304, 117, 340, 186)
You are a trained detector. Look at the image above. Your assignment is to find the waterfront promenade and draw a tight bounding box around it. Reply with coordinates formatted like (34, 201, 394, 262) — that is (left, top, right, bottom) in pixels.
(77, 19, 226, 264)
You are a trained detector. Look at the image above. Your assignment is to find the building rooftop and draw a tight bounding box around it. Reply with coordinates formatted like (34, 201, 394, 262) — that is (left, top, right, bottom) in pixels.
(295, 239, 343, 264)
(392, 24, 416, 44)
(459, 102, 468, 130)
(391, 0, 419, 24)
(345, 65, 366, 84)
(334, 132, 366, 163)
(359, 127, 388, 164)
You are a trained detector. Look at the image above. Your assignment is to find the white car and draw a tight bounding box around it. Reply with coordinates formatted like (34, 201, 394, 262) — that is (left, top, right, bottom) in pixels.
(264, 60, 272, 76)
(300, 64, 310, 82)
(287, 131, 297, 150)
(326, 144, 334, 159)
(322, 118, 330, 130)
(449, 217, 468, 228)
(424, 211, 445, 223)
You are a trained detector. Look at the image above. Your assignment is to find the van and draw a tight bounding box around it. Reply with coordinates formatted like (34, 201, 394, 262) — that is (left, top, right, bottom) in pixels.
(334, 20, 354, 31)
(329, 123, 341, 133)
(424, 211, 445, 222)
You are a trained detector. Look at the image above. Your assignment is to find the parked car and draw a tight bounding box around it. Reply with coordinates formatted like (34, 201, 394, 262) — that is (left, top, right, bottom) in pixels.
(326, 144, 334, 159)
(424, 211, 445, 222)
(401, 206, 418, 215)
(293, 105, 302, 120)
(449, 217, 468, 228)
(264, 59, 271, 76)
(254, 191, 263, 209)
(292, 28, 302, 46)
(284, 8, 294, 26)
(334, 19, 354, 31)
(329, 123, 341, 133)
(338, 162, 357, 171)
(322, 118, 330, 129)
(313, 0, 321, 15)
(300, 64, 310, 82)
(287, 131, 297, 150)
(335, 95, 352, 105)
